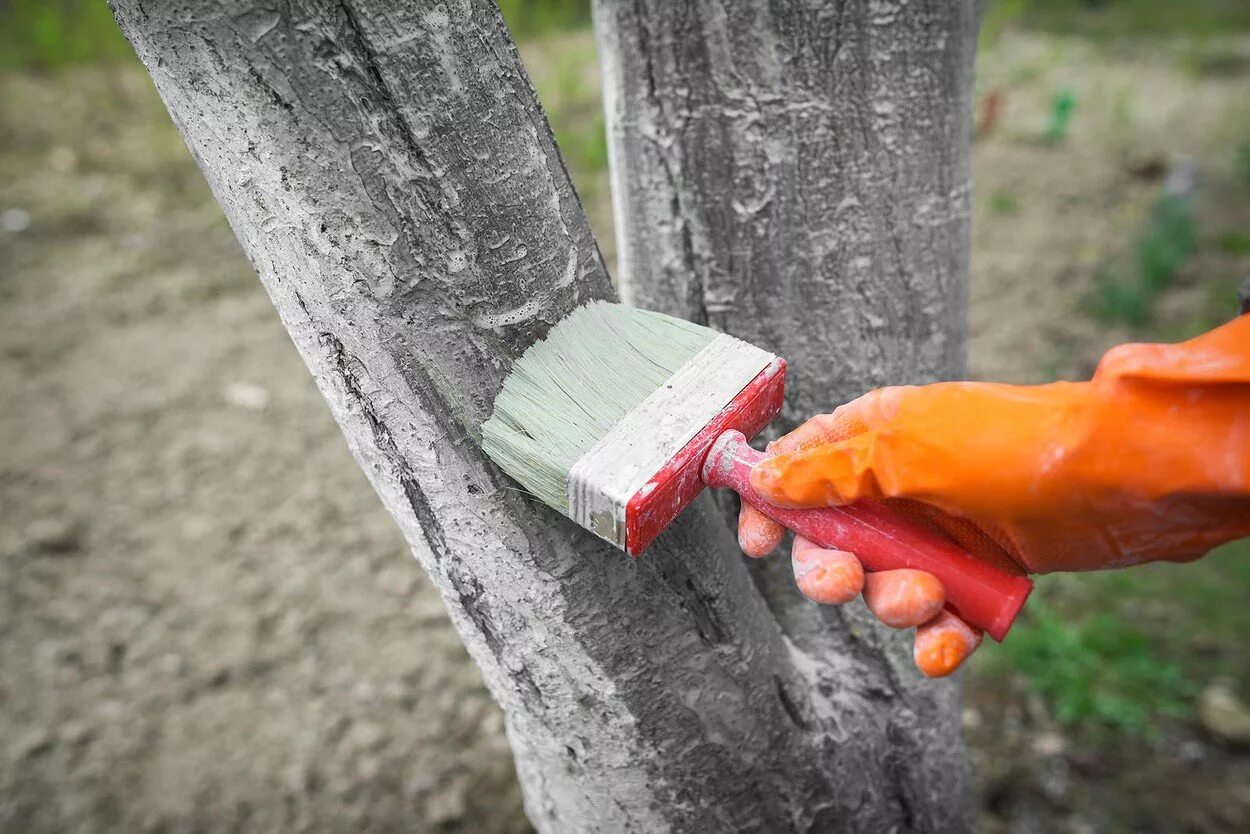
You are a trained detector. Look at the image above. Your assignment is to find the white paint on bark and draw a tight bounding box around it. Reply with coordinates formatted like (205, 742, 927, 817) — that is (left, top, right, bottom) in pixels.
(593, 0, 981, 830)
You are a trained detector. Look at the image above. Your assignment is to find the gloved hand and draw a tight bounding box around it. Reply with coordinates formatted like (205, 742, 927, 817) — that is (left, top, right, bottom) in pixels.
(740, 314, 1250, 677)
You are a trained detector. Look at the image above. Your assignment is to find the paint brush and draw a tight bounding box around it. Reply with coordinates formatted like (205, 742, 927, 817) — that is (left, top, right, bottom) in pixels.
(481, 301, 1032, 641)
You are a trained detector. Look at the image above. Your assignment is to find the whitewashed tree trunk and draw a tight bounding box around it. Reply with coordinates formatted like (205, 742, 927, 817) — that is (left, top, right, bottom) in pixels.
(593, 0, 980, 824)
(594, 0, 976, 418)
(110, 0, 972, 830)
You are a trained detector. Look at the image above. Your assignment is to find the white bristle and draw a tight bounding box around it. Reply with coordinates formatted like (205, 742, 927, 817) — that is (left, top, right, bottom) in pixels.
(481, 301, 718, 513)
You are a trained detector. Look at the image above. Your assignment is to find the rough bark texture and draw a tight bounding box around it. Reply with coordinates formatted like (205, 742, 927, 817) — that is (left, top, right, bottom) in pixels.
(110, 0, 970, 831)
(594, 0, 980, 826)
(595, 0, 976, 419)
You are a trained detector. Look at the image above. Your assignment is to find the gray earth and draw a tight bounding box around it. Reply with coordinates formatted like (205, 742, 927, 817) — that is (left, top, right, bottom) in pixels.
(1, 69, 525, 833)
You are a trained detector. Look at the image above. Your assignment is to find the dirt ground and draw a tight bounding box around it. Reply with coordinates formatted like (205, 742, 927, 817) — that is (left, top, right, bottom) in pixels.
(2, 30, 1249, 834)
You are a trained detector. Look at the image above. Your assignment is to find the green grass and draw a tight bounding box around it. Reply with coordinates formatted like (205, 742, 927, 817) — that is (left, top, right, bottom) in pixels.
(984, 597, 1194, 735)
(1084, 193, 1197, 326)
(498, 0, 591, 40)
(1236, 138, 1250, 188)
(0, 0, 593, 75)
(0, 0, 134, 73)
(1218, 231, 1250, 255)
(987, 189, 1022, 216)
(1044, 88, 1077, 145)
(984, 0, 1250, 41)
(8, 0, 1250, 77)
(520, 33, 607, 202)
(977, 540, 1250, 737)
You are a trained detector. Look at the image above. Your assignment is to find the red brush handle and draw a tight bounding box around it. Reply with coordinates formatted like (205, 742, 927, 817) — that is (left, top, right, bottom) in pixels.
(703, 431, 1032, 641)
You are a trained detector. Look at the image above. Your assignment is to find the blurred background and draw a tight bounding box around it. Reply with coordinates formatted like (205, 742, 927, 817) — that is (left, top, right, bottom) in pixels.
(2, 0, 1249, 831)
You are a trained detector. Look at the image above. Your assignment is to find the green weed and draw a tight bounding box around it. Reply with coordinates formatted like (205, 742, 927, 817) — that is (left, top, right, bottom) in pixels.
(989, 0, 1250, 39)
(1178, 41, 1250, 79)
(1110, 87, 1135, 138)
(0, 0, 134, 73)
(1087, 264, 1149, 327)
(522, 35, 607, 201)
(979, 0, 1029, 50)
(1044, 88, 1077, 145)
(1218, 231, 1250, 254)
(1085, 194, 1197, 326)
(1236, 139, 1250, 188)
(498, 0, 591, 40)
(985, 595, 1194, 735)
(977, 541, 1250, 738)
(987, 189, 1022, 216)
(0, 1, 592, 75)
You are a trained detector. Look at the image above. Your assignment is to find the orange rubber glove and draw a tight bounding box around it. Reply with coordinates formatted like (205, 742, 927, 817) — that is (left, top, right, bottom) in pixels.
(740, 313, 1250, 676)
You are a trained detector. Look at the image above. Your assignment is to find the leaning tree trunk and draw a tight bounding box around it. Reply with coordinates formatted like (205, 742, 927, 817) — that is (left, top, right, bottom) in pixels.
(110, 1, 971, 831)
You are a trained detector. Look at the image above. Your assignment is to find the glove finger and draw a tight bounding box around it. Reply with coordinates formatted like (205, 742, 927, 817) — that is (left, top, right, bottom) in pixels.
(913, 610, 983, 678)
(768, 386, 909, 455)
(791, 535, 864, 605)
(767, 414, 844, 455)
(750, 433, 880, 508)
(862, 569, 946, 629)
(738, 502, 784, 558)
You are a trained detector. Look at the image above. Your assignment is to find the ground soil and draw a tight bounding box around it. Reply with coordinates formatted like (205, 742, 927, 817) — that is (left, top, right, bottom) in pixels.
(2, 31, 1249, 834)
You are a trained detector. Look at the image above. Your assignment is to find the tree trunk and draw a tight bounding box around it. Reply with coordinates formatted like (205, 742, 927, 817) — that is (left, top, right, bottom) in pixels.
(594, 0, 978, 820)
(595, 0, 976, 415)
(110, 0, 971, 831)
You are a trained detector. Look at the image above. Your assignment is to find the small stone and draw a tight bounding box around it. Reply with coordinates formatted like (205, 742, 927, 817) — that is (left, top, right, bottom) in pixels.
(481, 709, 504, 737)
(1023, 692, 1049, 725)
(96, 700, 125, 721)
(222, 381, 269, 410)
(59, 720, 94, 746)
(180, 515, 214, 542)
(377, 563, 415, 595)
(1199, 683, 1250, 746)
(13, 729, 52, 761)
(1067, 818, 1096, 834)
(24, 518, 83, 555)
(962, 707, 982, 730)
(1034, 756, 1071, 806)
(1, 207, 31, 233)
(425, 775, 469, 824)
(1031, 731, 1066, 758)
(1174, 738, 1208, 765)
(1162, 159, 1198, 201)
(351, 681, 379, 704)
(355, 755, 381, 780)
(159, 653, 186, 677)
(285, 759, 318, 795)
(48, 147, 77, 173)
(405, 771, 437, 803)
(348, 721, 386, 752)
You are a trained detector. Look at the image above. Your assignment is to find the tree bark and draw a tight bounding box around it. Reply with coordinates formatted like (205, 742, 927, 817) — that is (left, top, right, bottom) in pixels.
(111, 0, 971, 831)
(595, 0, 976, 416)
(594, 0, 978, 821)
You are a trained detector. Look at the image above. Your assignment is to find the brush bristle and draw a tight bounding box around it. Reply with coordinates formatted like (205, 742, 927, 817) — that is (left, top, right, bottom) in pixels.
(481, 301, 718, 513)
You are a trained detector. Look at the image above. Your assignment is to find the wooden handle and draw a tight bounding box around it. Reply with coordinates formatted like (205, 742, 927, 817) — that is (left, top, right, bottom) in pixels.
(702, 431, 1032, 641)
